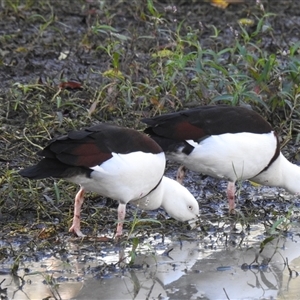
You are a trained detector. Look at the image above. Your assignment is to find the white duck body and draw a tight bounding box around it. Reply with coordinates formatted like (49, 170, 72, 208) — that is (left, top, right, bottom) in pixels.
(69, 151, 166, 203)
(19, 123, 199, 237)
(142, 105, 300, 210)
(69, 151, 199, 221)
(168, 131, 278, 182)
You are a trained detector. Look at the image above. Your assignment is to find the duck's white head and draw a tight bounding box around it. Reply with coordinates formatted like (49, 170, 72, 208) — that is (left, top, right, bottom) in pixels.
(156, 176, 199, 221)
(132, 176, 199, 221)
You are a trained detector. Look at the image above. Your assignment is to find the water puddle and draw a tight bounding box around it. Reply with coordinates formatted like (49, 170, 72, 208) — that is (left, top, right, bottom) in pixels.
(1, 221, 300, 300)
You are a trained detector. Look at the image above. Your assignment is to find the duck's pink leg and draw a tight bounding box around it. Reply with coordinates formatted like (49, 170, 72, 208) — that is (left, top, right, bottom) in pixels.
(227, 181, 236, 212)
(69, 187, 85, 237)
(176, 165, 187, 185)
(116, 203, 126, 237)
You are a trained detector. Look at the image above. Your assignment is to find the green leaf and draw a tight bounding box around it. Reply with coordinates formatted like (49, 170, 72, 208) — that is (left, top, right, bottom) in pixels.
(260, 236, 275, 250)
(211, 94, 234, 102)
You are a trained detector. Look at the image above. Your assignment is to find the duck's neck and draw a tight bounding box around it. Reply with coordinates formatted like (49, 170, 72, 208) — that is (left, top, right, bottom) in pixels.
(252, 153, 300, 193)
(132, 179, 164, 211)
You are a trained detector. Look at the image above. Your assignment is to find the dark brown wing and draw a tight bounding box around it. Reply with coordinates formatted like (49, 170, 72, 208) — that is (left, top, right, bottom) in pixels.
(39, 123, 162, 167)
(143, 105, 272, 141)
(19, 123, 162, 179)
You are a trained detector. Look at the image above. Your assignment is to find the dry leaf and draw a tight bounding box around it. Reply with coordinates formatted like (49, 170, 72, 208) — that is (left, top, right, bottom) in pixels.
(59, 81, 83, 90)
(211, 0, 244, 9)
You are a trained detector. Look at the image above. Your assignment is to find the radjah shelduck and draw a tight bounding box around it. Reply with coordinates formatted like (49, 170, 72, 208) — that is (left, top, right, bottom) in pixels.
(142, 105, 300, 211)
(19, 123, 199, 237)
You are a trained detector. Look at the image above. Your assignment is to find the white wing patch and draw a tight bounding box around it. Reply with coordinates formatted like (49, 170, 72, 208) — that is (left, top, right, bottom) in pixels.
(185, 139, 199, 148)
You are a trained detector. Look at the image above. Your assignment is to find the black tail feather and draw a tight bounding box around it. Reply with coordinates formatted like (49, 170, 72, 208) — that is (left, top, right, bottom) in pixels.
(19, 158, 90, 179)
(143, 127, 181, 153)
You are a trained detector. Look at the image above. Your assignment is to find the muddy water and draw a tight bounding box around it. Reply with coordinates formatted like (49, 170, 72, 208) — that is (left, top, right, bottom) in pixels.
(1, 222, 300, 300)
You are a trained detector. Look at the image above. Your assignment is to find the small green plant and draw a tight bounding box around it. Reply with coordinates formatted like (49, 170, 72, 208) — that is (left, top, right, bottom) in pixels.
(4, 0, 34, 13)
(125, 211, 162, 237)
(116, 211, 162, 265)
(267, 205, 294, 235)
